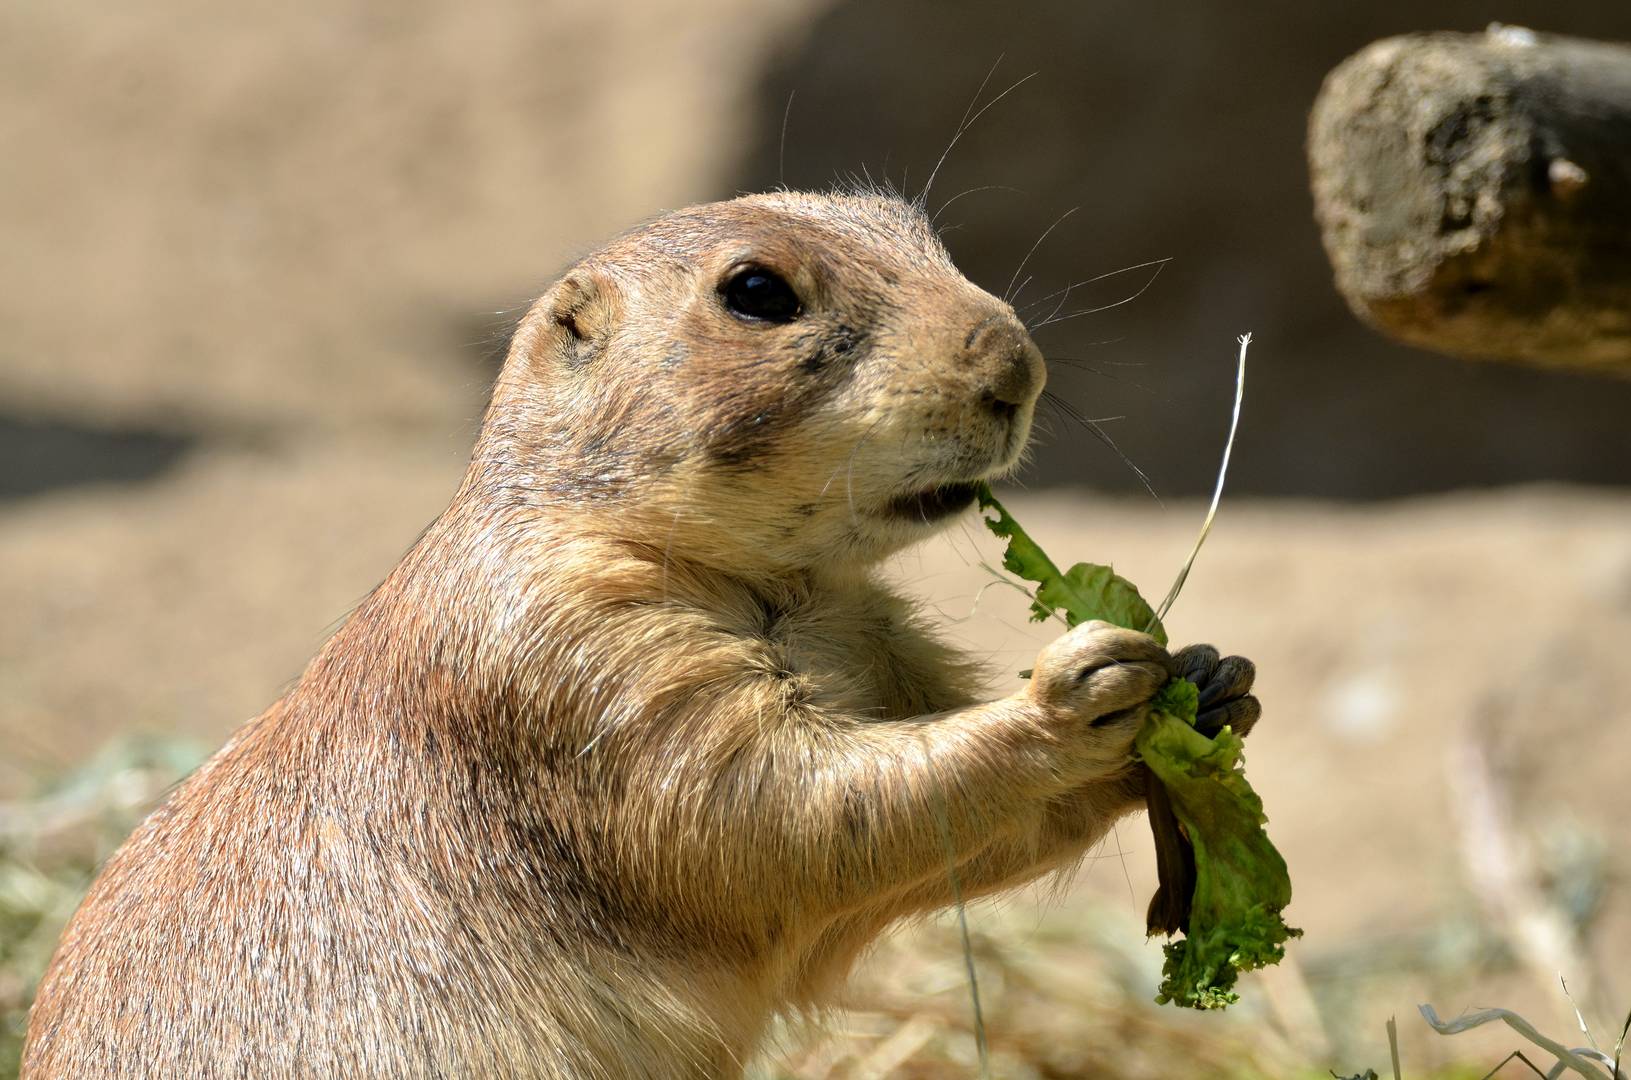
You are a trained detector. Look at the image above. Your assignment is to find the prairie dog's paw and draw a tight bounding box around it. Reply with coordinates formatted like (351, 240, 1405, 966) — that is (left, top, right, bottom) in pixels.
(1173, 644, 1261, 738)
(1027, 622, 1173, 775)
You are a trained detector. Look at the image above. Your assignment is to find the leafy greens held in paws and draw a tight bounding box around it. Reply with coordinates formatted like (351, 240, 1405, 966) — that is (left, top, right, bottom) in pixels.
(974, 333, 1298, 1010)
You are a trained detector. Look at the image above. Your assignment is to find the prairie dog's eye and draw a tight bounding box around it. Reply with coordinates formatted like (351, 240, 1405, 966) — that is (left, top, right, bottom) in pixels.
(721, 266, 801, 324)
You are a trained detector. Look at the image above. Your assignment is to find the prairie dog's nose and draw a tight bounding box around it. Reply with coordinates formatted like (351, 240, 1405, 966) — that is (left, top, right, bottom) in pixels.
(988, 347, 1042, 407)
(966, 314, 1046, 411)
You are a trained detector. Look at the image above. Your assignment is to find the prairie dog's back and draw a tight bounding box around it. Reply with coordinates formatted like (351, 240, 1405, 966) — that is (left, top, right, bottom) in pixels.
(26, 535, 782, 1078)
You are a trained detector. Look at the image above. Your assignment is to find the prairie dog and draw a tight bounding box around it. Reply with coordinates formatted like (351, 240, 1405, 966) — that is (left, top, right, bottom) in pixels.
(24, 191, 1259, 1078)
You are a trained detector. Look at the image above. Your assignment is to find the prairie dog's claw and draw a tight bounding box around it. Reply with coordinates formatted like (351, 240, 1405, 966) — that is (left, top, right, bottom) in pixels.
(1173, 644, 1261, 738)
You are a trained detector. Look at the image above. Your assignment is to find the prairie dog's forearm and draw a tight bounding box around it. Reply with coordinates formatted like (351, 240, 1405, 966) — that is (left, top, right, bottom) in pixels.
(631, 691, 1087, 921)
(907, 777, 1145, 908)
(830, 772, 1144, 924)
(622, 623, 1167, 925)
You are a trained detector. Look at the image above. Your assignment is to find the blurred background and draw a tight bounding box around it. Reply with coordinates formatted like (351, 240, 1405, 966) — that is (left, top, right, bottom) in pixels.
(4, 1, 1630, 1076)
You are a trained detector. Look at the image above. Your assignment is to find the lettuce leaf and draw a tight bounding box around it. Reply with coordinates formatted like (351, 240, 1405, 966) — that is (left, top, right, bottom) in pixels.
(1137, 679, 1300, 1009)
(977, 483, 1298, 1010)
(975, 484, 1166, 646)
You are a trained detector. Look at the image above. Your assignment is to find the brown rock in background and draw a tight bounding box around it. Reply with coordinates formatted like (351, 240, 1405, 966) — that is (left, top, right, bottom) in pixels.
(1310, 27, 1631, 375)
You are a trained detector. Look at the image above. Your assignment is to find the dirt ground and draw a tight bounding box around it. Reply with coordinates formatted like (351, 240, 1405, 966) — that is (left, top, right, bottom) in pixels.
(4, 2, 1629, 1075)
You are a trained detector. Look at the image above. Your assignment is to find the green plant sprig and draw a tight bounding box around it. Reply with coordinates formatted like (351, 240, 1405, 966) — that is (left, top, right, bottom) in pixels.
(975, 334, 1298, 1010)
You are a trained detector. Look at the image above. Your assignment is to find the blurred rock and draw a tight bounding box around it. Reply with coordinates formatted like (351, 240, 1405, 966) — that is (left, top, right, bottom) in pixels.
(1309, 28, 1631, 375)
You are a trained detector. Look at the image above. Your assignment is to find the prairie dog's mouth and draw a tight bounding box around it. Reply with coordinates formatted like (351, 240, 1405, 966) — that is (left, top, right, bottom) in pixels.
(882, 481, 983, 523)
(877, 397, 1034, 525)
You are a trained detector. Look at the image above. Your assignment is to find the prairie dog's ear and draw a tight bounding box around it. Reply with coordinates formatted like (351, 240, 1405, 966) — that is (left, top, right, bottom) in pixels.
(541, 268, 619, 367)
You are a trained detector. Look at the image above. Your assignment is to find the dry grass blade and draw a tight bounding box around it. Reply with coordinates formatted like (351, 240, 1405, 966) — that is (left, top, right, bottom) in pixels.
(1149, 331, 1251, 631)
(1419, 1004, 1623, 1079)
(1562, 975, 1602, 1053)
(929, 781, 990, 1079)
(1614, 1008, 1630, 1080)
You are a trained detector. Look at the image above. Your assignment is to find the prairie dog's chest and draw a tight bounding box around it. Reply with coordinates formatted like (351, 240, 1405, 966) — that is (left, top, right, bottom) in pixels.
(754, 593, 957, 721)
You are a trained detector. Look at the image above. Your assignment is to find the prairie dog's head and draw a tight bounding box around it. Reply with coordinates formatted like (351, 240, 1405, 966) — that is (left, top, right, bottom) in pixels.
(482, 191, 1046, 575)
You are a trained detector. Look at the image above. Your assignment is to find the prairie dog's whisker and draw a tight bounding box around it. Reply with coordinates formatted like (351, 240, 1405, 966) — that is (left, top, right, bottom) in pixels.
(1040, 390, 1159, 501)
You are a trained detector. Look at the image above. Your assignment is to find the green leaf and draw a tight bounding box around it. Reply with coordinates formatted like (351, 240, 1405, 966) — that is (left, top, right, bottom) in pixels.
(978, 481, 1297, 1011)
(975, 484, 1167, 646)
(1136, 687, 1301, 1010)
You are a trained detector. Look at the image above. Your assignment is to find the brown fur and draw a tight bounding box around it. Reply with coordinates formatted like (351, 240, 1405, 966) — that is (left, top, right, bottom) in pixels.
(25, 191, 1203, 1078)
